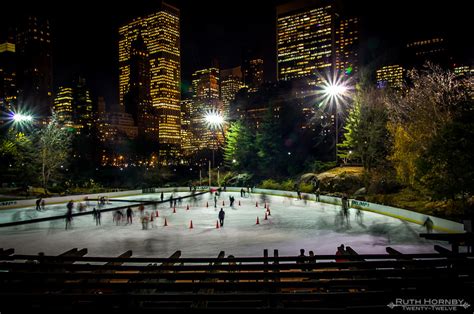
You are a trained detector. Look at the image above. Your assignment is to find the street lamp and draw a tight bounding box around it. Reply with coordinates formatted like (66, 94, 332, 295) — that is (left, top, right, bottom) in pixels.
(318, 74, 351, 163)
(204, 110, 225, 168)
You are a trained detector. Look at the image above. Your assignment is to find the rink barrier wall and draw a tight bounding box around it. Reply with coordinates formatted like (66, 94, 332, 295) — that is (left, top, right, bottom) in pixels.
(249, 188, 464, 233)
(0, 187, 200, 210)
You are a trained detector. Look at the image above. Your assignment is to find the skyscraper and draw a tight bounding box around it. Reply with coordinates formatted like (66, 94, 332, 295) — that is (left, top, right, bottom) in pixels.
(243, 58, 263, 92)
(0, 30, 17, 112)
(192, 67, 222, 150)
(72, 77, 94, 134)
(53, 87, 74, 128)
(16, 16, 53, 117)
(220, 66, 243, 115)
(123, 33, 159, 141)
(335, 16, 359, 76)
(405, 37, 450, 69)
(376, 65, 405, 89)
(119, 2, 181, 162)
(276, 0, 359, 82)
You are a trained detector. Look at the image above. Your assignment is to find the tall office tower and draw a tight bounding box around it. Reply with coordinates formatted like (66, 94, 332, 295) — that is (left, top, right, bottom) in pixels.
(191, 67, 222, 151)
(72, 77, 94, 134)
(53, 87, 74, 128)
(243, 58, 263, 92)
(192, 67, 220, 100)
(335, 16, 359, 76)
(276, 0, 359, 82)
(0, 30, 17, 113)
(180, 98, 195, 157)
(119, 2, 181, 163)
(220, 66, 243, 115)
(405, 37, 451, 68)
(123, 33, 158, 141)
(16, 16, 53, 117)
(376, 65, 405, 89)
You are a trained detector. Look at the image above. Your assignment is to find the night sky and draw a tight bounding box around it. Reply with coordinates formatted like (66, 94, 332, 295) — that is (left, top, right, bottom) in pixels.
(3, 0, 473, 106)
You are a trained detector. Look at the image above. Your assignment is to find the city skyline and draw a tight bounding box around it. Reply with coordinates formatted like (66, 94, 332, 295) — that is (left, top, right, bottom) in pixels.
(2, 0, 472, 106)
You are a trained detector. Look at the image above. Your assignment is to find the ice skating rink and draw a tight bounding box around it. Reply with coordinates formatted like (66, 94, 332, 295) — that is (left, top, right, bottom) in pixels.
(0, 191, 443, 257)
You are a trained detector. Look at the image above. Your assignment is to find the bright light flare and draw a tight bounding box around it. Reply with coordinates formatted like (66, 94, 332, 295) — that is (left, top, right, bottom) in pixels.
(12, 113, 33, 122)
(204, 110, 225, 129)
(315, 72, 353, 111)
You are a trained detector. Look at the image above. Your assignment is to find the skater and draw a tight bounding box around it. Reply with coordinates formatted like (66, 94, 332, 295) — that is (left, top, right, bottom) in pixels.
(65, 203, 73, 230)
(356, 208, 363, 224)
(160, 192, 164, 202)
(138, 204, 145, 217)
(36, 198, 42, 211)
(315, 189, 320, 202)
(297, 189, 302, 200)
(218, 208, 225, 227)
(96, 209, 101, 225)
(40, 199, 46, 211)
(169, 195, 173, 208)
(126, 207, 134, 224)
(141, 215, 149, 230)
(423, 217, 434, 233)
(113, 209, 124, 225)
(240, 188, 245, 198)
(214, 195, 218, 208)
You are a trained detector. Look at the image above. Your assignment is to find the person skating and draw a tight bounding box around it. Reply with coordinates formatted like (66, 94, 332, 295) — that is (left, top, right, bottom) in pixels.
(240, 188, 245, 198)
(40, 199, 45, 211)
(423, 217, 434, 233)
(160, 192, 164, 202)
(218, 208, 225, 227)
(96, 209, 101, 225)
(36, 198, 42, 211)
(65, 202, 74, 230)
(126, 207, 134, 224)
(214, 195, 218, 208)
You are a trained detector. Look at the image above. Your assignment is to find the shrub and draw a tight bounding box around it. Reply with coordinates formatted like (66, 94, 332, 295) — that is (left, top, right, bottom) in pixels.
(259, 179, 281, 190)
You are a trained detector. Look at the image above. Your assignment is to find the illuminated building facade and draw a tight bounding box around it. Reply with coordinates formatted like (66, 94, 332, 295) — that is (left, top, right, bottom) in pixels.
(0, 29, 17, 113)
(376, 65, 405, 89)
(192, 67, 222, 150)
(123, 33, 159, 141)
(180, 98, 195, 156)
(220, 66, 243, 115)
(243, 58, 263, 92)
(335, 17, 359, 76)
(119, 2, 181, 162)
(53, 87, 74, 128)
(276, 0, 359, 81)
(405, 37, 450, 68)
(277, 0, 333, 81)
(72, 77, 93, 134)
(16, 16, 53, 117)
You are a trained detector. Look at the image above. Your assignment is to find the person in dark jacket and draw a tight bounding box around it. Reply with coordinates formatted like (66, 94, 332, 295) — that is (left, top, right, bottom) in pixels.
(218, 208, 225, 227)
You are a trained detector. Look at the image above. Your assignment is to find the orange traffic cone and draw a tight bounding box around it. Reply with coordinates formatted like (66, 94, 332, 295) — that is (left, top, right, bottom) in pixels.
(189, 220, 193, 229)
(173, 207, 176, 213)
(206, 202, 209, 207)
(267, 208, 271, 216)
(216, 220, 220, 229)
(156, 210, 159, 217)
(222, 200, 225, 206)
(256, 202, 258, 207)
(150, 214, 154, 222)
(238, 200, 241, 206)
(164, 218, 168, 226)
(264, 212, 268, 220)
(186, 204, 189, 210)
(256, 217, 260, 225)
(264, 203, 267, 209)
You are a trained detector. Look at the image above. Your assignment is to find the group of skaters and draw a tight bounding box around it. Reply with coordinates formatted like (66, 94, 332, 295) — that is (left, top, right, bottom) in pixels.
(240, 186, 253, 198)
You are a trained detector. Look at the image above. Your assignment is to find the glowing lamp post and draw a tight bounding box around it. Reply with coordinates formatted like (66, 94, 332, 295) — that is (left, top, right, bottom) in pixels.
(204, 110, 225, 168)
(321, 81, 349, 163)
(204, 110, 225, 187)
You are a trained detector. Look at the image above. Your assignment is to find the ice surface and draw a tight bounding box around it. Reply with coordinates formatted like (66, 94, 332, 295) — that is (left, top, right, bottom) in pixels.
(0, 191, 446, 258)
